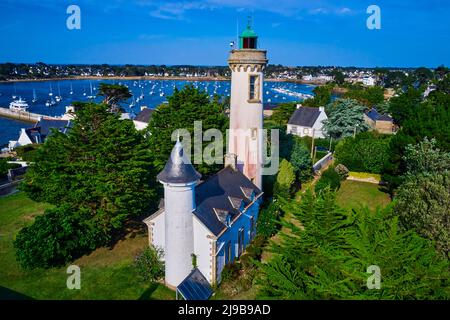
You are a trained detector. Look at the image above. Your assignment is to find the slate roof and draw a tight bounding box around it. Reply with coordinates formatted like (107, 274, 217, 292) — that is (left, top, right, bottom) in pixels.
(135, 108, 154, 123)
(193, 166, 262, 236)
(157, 140, 202, 184)
(24, 119, 71, 143)
(366, 108, 393, 122)
(288, 106, 321, 127)
(177, 268, 213, 300)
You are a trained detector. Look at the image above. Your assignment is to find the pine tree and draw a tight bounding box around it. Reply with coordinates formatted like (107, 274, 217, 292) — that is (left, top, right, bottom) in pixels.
(257, 189, 450, 299)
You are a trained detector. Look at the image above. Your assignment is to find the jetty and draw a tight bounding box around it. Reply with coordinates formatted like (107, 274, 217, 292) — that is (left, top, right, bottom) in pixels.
(0, 107, 59, 123)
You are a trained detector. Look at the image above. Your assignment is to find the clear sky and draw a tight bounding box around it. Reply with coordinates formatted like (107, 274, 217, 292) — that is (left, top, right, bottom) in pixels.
(1, 0, 449, 67)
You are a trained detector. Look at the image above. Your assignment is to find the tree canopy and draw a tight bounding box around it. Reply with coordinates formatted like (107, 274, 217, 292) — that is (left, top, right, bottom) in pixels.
(16, 102, 157, 268)
(97, 83, 132, 110)
(257, 190, 450, 299)
(323, 99, 370, 139)
(148, 85, 228, 176)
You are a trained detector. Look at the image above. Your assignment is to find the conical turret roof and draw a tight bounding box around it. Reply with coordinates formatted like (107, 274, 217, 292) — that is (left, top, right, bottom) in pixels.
(157, 139, 201, 184)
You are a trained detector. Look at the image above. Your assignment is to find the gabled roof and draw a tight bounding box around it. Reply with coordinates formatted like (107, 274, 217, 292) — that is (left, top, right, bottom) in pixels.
(23, 119, 71, 144)
(366, 108, 393, 122)
(193, 166, 262, 236)
(134, 108, 153, 123)
(177, 268, 213, 300)
(157, 140, 201, 184)
(36, 119, 71, 136)
(288, 106, 321, 127)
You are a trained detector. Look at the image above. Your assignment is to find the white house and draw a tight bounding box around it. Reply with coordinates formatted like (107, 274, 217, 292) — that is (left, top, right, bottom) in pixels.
(287, 105, 328, 139)
(8, 119, 71, 150)
(133, 107, 153, 130)
(143, 21, 267, 300)
(144, 144, 262, 289)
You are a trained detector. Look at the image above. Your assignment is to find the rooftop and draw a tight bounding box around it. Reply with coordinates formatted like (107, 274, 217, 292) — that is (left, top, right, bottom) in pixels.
(193, 166, 262, 236)
(157, 139, 201, 184)
(288, 106, 322, 128)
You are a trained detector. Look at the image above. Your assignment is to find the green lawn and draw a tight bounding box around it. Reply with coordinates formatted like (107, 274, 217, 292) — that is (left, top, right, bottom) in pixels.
(0, 192, 175, 300)
(336, 180, 391, 212)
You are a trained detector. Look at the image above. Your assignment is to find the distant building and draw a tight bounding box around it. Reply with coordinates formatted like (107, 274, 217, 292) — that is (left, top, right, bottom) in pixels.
(287, 105, 328, 138)
(8, 119, 71, 150)
(364, 108, 397, 134)
(362, 76, 376, 86)
(133, 107, 154, 130)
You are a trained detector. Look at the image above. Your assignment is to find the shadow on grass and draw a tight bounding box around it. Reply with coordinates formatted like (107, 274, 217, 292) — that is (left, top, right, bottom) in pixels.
(138, 283, 160, 300)
(0, 286, 34, 300)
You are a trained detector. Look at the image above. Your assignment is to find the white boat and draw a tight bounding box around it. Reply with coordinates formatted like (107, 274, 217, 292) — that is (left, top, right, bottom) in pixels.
(9, 97, 29, 112)
(87, 82, 95, 99)
(70, 83, 73, 95)
(49, 84, 53, 96)
(32, 89, 37, 103)
(55, 84, 62, 102)
(45, 98, 56, 107)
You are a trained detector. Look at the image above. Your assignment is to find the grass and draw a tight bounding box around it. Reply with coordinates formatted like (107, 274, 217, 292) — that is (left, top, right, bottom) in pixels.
(336, 180, 391, 212)
(0, 192, 175, 300)
(348, 171, 382, 181)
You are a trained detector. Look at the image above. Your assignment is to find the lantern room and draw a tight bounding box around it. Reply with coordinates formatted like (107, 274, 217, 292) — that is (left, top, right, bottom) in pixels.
(239, 20, 258, 49)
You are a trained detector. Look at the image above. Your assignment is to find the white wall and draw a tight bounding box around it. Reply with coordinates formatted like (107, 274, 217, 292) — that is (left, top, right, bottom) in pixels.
(151, 211, 166, 255)
(229, 65, 264, 189)
(17, 129, 33, 146)
(133, 120, 148, 131)
(193, 217, 213, 283)
(163, 182, 196, 288)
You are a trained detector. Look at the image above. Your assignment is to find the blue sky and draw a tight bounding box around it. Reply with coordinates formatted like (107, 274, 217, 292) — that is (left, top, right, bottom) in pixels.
(0, 0, 449, 67)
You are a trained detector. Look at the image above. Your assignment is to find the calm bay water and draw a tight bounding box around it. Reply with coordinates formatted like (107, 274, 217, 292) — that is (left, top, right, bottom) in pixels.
(0, 79, 316, 147)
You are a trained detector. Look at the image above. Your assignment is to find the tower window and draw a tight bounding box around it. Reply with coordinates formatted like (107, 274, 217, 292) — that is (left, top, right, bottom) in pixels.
(249, 75, 259, 102)
(243, 37, 257, 49)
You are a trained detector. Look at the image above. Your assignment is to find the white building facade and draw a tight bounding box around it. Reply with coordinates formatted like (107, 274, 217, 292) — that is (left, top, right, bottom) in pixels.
(287, 106, 328, 139)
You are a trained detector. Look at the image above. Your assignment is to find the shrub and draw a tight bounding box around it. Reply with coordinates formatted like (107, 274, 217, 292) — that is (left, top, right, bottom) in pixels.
(334, 164, 349, 179)
(395, 172, 450, 259)
(290, 140, 313, 182)
(134, 246, 165, 282)
(334, 131, 391, 174)
(14, 205, 104, 269)
(315, 166, 342, 194)
(220, 262, 241, 283)
(273, 159, 296, 199)
(257, 202, 282, 239)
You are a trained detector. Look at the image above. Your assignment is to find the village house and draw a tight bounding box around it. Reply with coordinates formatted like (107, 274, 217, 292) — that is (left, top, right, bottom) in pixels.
(364, 108, 397, 134)
(133, 106, 154, 130)
(8, 118, 71, 150)
(287, 105, 328, 139)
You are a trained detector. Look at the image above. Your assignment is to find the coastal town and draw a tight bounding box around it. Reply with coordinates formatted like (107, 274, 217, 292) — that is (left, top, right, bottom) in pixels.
(0, 1, 449, 310)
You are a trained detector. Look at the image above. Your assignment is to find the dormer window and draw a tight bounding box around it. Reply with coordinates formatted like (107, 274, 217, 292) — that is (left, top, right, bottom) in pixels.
(228, 196, 243, 210)
(240, 187, 255, 201)
(214, 208, 231, 228)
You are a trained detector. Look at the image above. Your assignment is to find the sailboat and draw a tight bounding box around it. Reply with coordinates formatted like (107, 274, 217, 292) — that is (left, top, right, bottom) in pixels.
(55, 83, 62, 102)
(32, 89, 38, 103)
(49, 84, 53, 97)
(69, 83, 73, 95)
(87, 81, 95, 99)
(12, 83, 17, 99)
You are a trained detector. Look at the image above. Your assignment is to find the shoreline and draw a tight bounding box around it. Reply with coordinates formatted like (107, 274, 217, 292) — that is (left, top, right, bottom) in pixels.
(0, 76, 323, 86)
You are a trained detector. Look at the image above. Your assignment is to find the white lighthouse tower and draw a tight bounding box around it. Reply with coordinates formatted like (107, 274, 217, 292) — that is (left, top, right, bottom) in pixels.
(228, 20, 268, 190)
(157, 139, 201, 288)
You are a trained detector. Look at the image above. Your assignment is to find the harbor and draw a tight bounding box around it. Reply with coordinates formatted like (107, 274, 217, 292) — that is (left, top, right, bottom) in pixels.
(0, 107, 59, 123)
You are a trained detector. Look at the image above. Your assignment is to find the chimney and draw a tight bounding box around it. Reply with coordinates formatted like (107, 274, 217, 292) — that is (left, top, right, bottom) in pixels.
(224, 153, 237, 171)
(319, 106, 325, 112)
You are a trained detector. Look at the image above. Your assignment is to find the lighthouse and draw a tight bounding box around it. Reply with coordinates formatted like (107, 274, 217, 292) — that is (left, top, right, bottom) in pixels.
(157, 138, 201, 288)
(228, 20, 268, 190)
